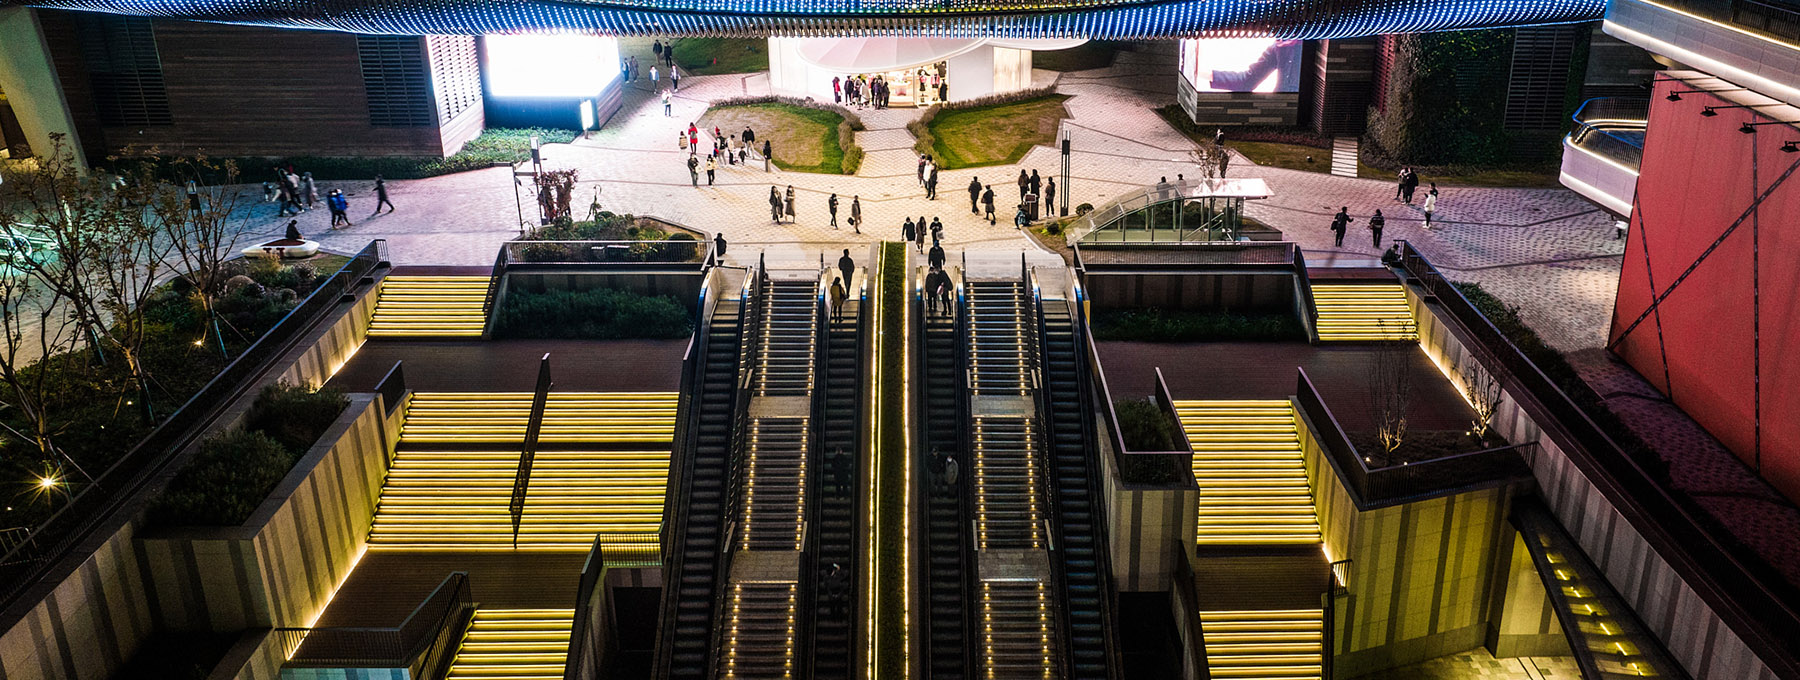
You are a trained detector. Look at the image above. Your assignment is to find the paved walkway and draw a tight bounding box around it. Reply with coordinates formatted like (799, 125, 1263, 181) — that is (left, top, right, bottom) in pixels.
(231, 43, 1620, 352)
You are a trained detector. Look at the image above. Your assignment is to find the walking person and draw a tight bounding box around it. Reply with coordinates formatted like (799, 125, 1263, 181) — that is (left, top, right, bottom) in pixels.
(327, 189, 351, 227)
(1394, 168, 1408, 201)
(833, 76, 842, 103)
(1422, 184, 1439, 229)
(705, 155, 717, 185)
(968, 177, 982, 214)
(714, 233, 727, 259)
(769, 186, 783, 223)
(373, 176, 394, 214)
(918, 155, 928, 187)
(849, 196, 862, 234)
(650, 64, 659, 84)
(928, 243, 945, 270)
(300, 172, 318, 210)
(1369, 209, 1385, 248)
(1045, 177, 1057, 217)
(743, 126, 755, 145)
(929, 217, 943, 246)
(1330, 206, 1352, 247)
(837, 249, 855, 288)
(914, 216, 927, 252)
(784, 185, 797, 224)
(662, 90, 672, 116)
(829, 194, 841, 229)
(1218, 149, 1230, 177)
(1017, 169, 1029, 200)
(1402, 169, 1419, 204)
(829, 275, 848, 322)
(926, 162, 939, 200)
(902, 216, 915, 244)
(982, 186, 996, 224)
(934, 268, 952, 313)
(670, 64, 680, 91)
(762, 140, 772, 173)
(687, 154, 700, 187)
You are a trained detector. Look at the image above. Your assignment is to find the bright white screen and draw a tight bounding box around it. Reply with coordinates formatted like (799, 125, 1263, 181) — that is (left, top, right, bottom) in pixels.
(1180, 38, 1302, 93)
(486, 34, 620, 98)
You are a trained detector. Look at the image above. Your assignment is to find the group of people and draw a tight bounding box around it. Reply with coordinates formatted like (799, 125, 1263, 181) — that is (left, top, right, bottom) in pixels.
(1327, 186, 1442, 249)
(263, 167, 388, 228)
(921, 265, 954, 316)
(1394, 168, 1440, 228)
(834, 74, 892, 109)
(682, 124, 772, 186)
(916, 155, 942, 200)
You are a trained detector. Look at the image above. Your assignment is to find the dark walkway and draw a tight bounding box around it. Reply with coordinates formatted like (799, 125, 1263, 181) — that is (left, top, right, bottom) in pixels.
(313, 552, 588, 628)
(1097, 341, 1476, 433)
(327, 339, 686, 393)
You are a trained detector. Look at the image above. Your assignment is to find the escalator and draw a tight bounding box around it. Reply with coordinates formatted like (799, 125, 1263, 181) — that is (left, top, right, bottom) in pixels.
(659, 282, 749, 680)
(1038, 300, 1118, 679)
(919, 270, 971, 680)
(809, 272, 865, 680)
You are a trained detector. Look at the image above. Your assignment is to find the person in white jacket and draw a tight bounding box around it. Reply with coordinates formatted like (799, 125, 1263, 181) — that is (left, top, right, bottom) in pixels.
(1422, 184, 1439, 229)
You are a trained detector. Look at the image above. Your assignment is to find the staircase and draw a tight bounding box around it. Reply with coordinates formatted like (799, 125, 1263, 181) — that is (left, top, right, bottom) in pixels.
(664, 298, 745, 680)
(1174, 401, 1321, 546)
(718, 583, 798, 679)
(446, 608, 574, 680)
(368, 275, 490, 338)
(810, 287, 864, 680)
(369, 392, 676, 551)
(979, 581, 1059, 679)
(921, 294, 971, 680)
(1198, 609, 1324, 680)
(1310, 283, 1417, 342)
(1038, 303, 1113, 679)
(1329, 138, 1359, 178)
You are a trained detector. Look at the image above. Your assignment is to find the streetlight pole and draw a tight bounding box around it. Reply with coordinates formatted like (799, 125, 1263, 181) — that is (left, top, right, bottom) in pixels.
(1059, 130, 1071, 217)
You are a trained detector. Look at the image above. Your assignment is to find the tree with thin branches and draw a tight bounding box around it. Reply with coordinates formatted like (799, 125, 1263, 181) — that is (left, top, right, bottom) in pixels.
(1366, 320, 1414, 466)
(1461, 359, 1502, 441)
(157, 157, 250, 359)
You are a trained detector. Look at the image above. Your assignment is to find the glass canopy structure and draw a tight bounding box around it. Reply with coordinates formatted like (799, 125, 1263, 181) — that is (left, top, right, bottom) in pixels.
(0, 0, 1603, 37)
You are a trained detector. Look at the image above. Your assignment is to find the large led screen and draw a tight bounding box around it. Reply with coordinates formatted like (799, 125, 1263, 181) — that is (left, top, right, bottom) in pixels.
(1179, 38, 1302, 93)
(486, 34, 621, 98)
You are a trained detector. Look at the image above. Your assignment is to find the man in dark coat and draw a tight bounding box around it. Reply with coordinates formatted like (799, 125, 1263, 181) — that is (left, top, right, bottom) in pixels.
(837, 249, 855, 289)
(1330, 207, 1353, 247)
(982, 186, 996, 224)
(928, 243, 945, 270)
(968, 177, 982, 214)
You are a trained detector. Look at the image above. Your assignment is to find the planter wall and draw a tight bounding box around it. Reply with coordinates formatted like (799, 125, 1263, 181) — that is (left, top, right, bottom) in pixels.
(1084, 272, 1294, 313)
(1097, 419, 1195, 592)
(503, 270, 705, 313)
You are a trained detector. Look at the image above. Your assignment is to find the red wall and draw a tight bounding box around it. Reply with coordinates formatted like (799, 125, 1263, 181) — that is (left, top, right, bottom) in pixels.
(1613, 79, 1800, 501)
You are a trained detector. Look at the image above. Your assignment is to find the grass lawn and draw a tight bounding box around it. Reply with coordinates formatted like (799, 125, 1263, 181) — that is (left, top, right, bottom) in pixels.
(1032, 41, 1123, 72)
(926, 94, 1071, 169)
(698, 103, 850, 174)
(670, 38, 769, 75)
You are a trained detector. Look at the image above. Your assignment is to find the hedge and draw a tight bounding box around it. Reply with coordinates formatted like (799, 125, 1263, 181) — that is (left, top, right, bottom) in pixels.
(496, 288, 693, 340)
(107, 128, 580, 182)
(150, 382, 349, 526)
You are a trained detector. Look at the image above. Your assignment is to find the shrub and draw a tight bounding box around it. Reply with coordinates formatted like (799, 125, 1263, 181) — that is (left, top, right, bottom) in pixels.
(1092, 308, 1305, 342)
(149, 429, 299, 526)
(1076, 203, 1093, 216)
(497, 288, 692, 340)
(1115, 398, 1178, 451)
(107, 128, 581, 181)
(244, 382, 349, 454)
(1117, 453, 1186, 486)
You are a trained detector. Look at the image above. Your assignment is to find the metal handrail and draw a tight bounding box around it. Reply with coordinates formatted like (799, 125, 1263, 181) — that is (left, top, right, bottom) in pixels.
(1394, 241, 1800, 671)
(510, 354, 553, 549)
(376, 361, 407, 417)
(0, 240, 384, 611)
(1292, 247, 1319, 342)
(281, 571, 472, 667)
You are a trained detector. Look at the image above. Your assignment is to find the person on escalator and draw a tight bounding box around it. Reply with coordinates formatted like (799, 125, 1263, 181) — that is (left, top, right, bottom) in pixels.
(837, 249, 856, 290)
(829, 275, 848, 322)
(927, 243, 946, 271)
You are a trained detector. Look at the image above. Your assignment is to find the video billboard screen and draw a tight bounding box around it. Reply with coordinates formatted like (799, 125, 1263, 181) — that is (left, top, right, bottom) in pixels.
(486, 34, 620, 98)
(1180, 38, 1303, 93)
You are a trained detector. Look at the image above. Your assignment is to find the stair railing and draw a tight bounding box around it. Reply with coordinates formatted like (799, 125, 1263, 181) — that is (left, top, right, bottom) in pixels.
(510, 353, 552, 550)
(1292, 246, 1320, 343)
(481, 244, 509, 338)
(1324, 558, 1351, 680)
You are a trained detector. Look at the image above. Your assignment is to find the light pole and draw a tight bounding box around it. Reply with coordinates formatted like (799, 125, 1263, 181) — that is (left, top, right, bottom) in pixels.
(1059, 130, 1071, 217)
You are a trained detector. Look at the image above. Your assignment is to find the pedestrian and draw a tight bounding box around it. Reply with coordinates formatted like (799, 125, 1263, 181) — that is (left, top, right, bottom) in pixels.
(1369, 209, 1385, 248)
(1045, 177, 1057, 217)
(833, 76, 842, 103)
(705, 155, 717, 185)
(373, 176, 394, 214)
(927, 162, 939, 200)
(687, 154, 700, 187)
(650, 64, 659, 84)
(714, 126, 723, 144)
(300, 172, 317, 210)
(688, 122, 697, 145)
(1403, 169, 1419, 204)
(829, 194, 841, 229)
(968, 177, 982, 214)
(1394, 168, 1406, 201)
(924, 268, 942, 314)
(743, 126, 755, 145)
(327, 189, 351, 227)
(1214, 128, 1224, 146)
(830, 275, 848, 321)
(1014, 205, 1029, 229)
(1218, 150, 1230, 177)
(653, 39, 663, 59)
(850, 196, 862, 234)
(1017, 169, 1029, 200)
(934, 268, 952, 313)
(1330, 206, 1352, 247)
(769, 186, 782, 223)
(929, 217, 943, 245)
(670, 64, 680, 91)
(1422, 185, 1439, 228)
(918, 155, 928, 186)
(629, 56, 638, 81)
(262, 182, 277, 203)
(785, 185, 796, 223)
(762, 140, 772, 173)
(837, 249, 855, 287)
(823, 564, 849, 619)
(928, 243, 945, 270)
(982, 186, 996, 224)
(714, 232, 727, 258)
(942, 455, 959, 490)
(914, 216, 927, 252)
(1028, 170, 1041, 201)
(902, 216, 915, 243)
(662, 90, 672, 117)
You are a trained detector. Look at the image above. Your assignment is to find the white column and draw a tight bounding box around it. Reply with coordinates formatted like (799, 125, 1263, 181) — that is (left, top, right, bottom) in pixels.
(0, 7, 86, 168)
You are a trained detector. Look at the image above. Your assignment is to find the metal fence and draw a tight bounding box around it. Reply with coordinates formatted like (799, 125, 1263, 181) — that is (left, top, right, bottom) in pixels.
(0, 240, 384, 610)
(281, 571, 472, 666)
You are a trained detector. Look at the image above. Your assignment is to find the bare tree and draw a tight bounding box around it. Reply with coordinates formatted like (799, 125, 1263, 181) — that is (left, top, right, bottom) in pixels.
(1188, 143, 1229, 180)
(1461, 359, 1502, 441)
(1366, 319, 1414, 466)
(157, 157, 249, 358)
